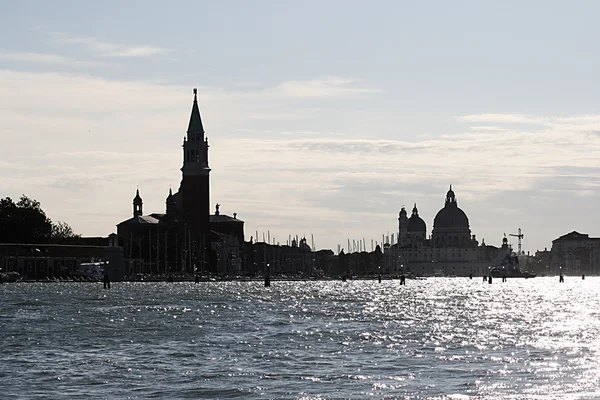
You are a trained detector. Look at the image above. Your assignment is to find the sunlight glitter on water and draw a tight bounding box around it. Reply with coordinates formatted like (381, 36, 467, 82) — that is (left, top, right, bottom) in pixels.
(1, 277, 600, 399)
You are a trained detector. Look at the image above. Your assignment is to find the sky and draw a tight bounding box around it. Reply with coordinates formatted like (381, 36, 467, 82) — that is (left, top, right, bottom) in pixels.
(1, 0, 600, 254)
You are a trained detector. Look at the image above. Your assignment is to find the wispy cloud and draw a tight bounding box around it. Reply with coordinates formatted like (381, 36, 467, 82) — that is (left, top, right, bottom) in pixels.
(458, 113, 600, 133)
(469, 125, 511, 132)
(0, 51, 106, 67)
(50, 32, 170, 58)
(458, 113, 547, 125)
(274, 77, 381, 98)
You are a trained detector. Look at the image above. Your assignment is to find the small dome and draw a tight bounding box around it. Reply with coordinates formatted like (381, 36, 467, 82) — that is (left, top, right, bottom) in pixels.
(407, 215, 426, 232)
(407, 204, 426, 233)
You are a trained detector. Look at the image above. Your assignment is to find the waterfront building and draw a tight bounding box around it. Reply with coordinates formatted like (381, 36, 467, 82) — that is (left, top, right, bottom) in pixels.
(0, 233, 124, 281)
(246, 237, 315, 277)
(550, 231, 600, 275)
(116, 90, 244, 276)
(387, 186, 510, 276)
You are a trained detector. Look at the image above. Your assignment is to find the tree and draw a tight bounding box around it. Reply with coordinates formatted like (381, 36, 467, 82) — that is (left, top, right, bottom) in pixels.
(50, 220, 81, 243)
(0, 195, 79, 244)
(0, 197, 18, 243)
(15, 195, 53, 242)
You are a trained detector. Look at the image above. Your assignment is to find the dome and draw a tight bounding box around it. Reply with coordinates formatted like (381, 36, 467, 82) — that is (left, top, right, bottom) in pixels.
(433, 186, 469, 229)
(433, 206, 469, 228)
(407, 204, 426, 233)
(407, 215, 426, 232)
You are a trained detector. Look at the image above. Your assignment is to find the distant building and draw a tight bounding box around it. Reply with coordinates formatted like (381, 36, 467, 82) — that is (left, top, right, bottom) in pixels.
(116, 89, 244, 276)
(246, 237, 314, 277)
(0, 233, 124, 281)
(388, 186, 510, 276)
(528, 247, 552, 275)
(551, 231, 600, 275)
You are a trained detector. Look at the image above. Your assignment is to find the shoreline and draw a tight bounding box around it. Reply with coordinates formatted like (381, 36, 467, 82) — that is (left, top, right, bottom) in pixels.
(2, 274, 585, 284)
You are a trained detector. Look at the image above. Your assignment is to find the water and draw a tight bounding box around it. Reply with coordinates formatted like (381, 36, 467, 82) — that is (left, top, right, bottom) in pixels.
(1, 278, 599, 399)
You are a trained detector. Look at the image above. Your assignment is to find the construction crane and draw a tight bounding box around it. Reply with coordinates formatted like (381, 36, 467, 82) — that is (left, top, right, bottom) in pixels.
(509, 228, 524, 255)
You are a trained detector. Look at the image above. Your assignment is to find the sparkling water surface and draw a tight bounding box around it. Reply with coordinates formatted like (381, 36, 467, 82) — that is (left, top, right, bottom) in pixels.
(1, 277, 600, 399)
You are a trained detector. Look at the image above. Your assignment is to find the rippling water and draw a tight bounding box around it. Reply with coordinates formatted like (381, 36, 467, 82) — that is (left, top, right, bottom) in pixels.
(1, 277, 600, 399)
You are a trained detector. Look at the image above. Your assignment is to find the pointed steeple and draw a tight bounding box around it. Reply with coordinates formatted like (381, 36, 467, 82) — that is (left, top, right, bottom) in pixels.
(187, 88, 205, 141)
(182, 88, 210, 173)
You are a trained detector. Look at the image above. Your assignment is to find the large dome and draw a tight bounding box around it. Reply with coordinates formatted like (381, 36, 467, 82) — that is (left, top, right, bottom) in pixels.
(407, 204, 426, 233)
(433, 186, 470, 229)
(434, 206, 469, 228)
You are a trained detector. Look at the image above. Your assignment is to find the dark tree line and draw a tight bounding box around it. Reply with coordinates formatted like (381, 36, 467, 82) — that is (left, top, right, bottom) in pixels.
(0, 195, 80, 244)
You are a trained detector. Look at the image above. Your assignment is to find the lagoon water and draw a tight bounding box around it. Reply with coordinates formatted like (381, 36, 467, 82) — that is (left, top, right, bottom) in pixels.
(1, 277, 600, 399)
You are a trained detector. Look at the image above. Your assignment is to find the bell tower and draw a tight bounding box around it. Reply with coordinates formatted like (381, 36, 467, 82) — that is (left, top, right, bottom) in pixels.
(133, 189, 143, 217)
(398, 206, 407, 243)
(179, 88, 211, 242)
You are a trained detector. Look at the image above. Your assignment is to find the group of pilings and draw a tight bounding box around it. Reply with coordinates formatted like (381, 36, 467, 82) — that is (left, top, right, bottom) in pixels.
(88, 270, 586, 290)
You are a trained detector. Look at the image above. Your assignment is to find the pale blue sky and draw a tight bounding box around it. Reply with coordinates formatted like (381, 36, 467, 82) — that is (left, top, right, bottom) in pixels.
(2, 1, 600, 253)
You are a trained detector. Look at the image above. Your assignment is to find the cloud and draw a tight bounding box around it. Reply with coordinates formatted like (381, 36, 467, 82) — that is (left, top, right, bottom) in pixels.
(49, 32, 170, 58)
(457, 113, 547, 125)
(0, 51, 107, 67)
(274, 77, 381, 98)
(458, 113, 600, 134)
(210, 117, 600, 251)
(469, 125, 510, 132)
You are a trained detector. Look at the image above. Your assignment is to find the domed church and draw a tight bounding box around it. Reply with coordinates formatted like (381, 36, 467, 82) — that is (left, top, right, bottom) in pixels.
(390, 186, 506, 276)
(431, 186, 477, 248)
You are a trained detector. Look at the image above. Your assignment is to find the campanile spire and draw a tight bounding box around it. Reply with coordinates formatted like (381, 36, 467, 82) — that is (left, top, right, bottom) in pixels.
(180, 88, 211, 246)
(187, 88, 205, 141)
(182, 88, 210, 174)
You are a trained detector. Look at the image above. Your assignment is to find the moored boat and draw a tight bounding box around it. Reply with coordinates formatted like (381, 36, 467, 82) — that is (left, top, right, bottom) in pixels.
(489, 254, 536, 278)
(72, 261, 107, 280)
(0, 271, 22, 282)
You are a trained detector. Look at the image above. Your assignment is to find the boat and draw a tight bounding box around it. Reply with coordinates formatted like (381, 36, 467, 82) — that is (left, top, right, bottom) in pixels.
(72, 261, 107, 280)
(0, 271, 22, 282)
(405, 272, 426, 280)
(489, 254, 536, 278)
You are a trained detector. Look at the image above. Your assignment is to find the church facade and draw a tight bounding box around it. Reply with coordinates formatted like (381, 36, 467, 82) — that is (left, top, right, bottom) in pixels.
(387, 186, 509, 276)
(116, 89, 244, 276)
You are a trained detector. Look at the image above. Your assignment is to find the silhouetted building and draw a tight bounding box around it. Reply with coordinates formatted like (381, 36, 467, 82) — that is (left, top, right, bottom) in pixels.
(388, 186, 509, 276)
(551, 231, 600, 275)
(0, 234, 124, 281)
(116, 89, 244, 276)
(247, 237, 314, 277)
